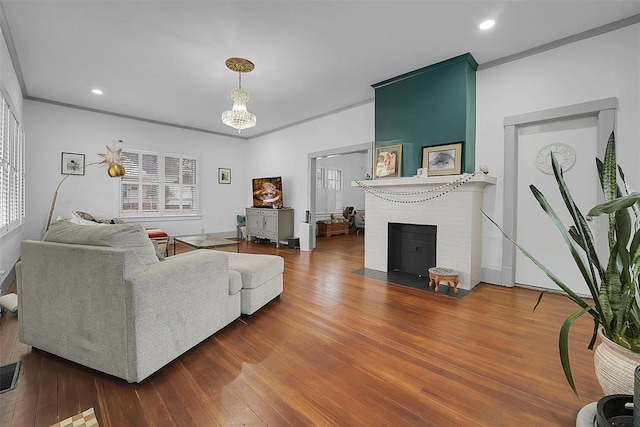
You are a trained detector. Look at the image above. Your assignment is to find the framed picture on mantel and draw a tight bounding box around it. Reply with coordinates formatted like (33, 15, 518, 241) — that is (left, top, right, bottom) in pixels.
(422, 142, 462, 176)
(374, 144, 402, 179)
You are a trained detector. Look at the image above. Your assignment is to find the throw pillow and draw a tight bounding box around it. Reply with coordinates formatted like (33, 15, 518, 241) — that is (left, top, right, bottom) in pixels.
(70, 213, 107, 226)
(72, 211, 96, 222)
(93, 214, 126, 224)
(72, 211, 125, 225)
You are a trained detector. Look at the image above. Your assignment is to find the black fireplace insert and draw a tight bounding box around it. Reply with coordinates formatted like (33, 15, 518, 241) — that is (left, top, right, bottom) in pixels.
(387, 223, 436, 277)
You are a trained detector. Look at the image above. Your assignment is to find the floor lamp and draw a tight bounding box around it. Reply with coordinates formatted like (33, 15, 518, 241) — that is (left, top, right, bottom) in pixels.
(45, 145, 126, 232)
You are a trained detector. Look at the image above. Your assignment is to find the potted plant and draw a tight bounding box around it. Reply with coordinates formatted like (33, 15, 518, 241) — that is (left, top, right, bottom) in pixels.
(485, 132, 640, 396)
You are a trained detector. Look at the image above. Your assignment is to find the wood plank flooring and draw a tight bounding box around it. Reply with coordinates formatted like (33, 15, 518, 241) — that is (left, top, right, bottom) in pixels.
(1, 233, 603, 426)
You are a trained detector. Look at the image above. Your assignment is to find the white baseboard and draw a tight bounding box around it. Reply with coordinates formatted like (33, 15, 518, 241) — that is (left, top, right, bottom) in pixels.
(481, 267, 508, 286)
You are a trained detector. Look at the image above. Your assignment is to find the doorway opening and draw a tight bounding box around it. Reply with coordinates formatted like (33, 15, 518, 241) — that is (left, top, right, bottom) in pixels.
(307, 142, 373, 250)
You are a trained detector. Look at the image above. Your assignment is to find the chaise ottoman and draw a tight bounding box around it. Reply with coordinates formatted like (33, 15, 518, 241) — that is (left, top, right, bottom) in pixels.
(222, 253, 284, 315)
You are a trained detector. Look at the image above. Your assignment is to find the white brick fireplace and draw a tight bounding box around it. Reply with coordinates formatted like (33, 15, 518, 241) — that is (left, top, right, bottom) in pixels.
(355, 174, 496, 291)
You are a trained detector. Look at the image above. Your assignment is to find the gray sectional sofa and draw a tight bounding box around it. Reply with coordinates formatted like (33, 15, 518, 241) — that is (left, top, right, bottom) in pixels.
(16, 220, 282, 382)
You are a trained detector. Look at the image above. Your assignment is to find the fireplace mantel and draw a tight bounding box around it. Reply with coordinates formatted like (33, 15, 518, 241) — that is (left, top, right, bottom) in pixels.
(355, 173, 496, 291)
(351, 173, 496, 188)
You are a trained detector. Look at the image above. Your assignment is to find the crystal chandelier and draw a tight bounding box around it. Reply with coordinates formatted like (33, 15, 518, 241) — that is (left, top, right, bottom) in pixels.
(221, 57, 256, 133)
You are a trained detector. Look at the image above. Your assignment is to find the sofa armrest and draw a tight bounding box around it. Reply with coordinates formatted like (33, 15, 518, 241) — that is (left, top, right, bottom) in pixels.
(18, 240, 130, 379)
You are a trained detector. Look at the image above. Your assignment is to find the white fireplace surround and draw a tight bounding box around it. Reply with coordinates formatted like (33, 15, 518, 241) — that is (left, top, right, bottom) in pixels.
(354, 174, 496, 291)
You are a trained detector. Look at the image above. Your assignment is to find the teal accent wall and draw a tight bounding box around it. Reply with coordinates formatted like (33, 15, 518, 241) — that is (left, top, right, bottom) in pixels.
(372, 53, 478, 176)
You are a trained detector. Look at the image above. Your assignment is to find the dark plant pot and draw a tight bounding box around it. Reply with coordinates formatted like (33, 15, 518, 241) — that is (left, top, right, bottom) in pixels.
(596, 394, 633, 427)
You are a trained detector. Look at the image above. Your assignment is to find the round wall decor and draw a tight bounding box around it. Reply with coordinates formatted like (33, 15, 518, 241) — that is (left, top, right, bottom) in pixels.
(535, 143, 576, 175)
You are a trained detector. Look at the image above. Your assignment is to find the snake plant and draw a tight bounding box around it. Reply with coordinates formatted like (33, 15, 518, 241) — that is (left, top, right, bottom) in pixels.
(485, 132, 640, 396)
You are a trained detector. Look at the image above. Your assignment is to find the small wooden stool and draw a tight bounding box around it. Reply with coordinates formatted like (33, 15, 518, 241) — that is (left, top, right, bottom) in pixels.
(428, 267, 459, 294)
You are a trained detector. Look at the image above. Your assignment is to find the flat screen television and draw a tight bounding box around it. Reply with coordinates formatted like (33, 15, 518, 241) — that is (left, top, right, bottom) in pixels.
(252, 176, 283, 208)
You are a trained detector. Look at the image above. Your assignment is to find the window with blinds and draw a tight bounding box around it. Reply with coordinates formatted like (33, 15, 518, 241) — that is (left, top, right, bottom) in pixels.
(0, 93, 25, 236)
(315, 167, 343, 214)
(120, 149, 199, 217)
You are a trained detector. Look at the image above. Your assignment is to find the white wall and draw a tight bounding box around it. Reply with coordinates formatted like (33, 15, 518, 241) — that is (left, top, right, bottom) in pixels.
(245, 23, 639, 281)
(247, 103, 374, 237)
(6, 21, 638, 289)
(476, 23, 640, 281)
(21, 100, 374, 249)
(0, 17, 24, 292)
(23, 101, 248, 241)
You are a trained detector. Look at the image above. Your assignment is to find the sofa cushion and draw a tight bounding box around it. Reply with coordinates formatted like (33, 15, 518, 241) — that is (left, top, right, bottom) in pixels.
(44, 220, 159, 277)
(224, 253, 284, 290)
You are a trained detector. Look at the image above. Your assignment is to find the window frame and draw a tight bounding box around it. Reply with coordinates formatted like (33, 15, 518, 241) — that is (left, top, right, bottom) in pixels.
(315, 166, 343, 214)
(0, 90, 25, 237)
(119, 148, 201, 220)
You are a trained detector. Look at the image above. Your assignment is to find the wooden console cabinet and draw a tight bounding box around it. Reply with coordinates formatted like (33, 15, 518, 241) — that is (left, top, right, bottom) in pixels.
(246, 208, 294, 248)
(317, 221, 349, 237)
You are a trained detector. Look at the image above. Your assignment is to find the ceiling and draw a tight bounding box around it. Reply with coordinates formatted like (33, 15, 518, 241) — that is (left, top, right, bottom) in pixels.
(2, 1, 639, 140)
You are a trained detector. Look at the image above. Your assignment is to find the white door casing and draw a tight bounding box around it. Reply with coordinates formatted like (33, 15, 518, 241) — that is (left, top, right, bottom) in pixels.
(500, 97, 616, 287)
(515, 117, 598, 295)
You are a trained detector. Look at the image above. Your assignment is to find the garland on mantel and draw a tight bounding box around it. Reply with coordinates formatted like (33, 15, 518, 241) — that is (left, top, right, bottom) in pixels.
(354, 172, 477, 204)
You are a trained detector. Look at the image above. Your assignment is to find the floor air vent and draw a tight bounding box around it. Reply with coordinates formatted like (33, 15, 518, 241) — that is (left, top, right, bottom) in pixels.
(0, 361, 21, 394)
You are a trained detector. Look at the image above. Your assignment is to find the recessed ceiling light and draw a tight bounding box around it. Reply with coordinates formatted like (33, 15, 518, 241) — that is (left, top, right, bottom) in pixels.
(92, 89, 103, 95)
(479, 20, 495, 30)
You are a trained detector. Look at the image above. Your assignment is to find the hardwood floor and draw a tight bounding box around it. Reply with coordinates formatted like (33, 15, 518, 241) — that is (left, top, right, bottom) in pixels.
(1, 233, 602, 426)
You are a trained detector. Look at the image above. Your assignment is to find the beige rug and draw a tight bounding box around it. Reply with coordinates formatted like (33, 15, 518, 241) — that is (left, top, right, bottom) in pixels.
(49, 407, 99, 427)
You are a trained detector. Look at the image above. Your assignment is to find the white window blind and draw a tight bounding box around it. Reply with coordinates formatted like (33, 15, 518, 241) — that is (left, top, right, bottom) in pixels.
(0, 93, 25, 236)
(315, 167, 343, 214)
(120, 149, 199, 217)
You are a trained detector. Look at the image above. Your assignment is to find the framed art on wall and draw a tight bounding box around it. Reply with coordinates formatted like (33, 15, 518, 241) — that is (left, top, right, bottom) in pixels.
(422, 142, 462, 176)
(374, 144, 402, 179)
(218, 168, 231, 184)
(61, 152, 85, 175)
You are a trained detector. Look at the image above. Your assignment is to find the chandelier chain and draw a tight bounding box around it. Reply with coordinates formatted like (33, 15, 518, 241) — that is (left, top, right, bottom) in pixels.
(355, 172, 477, 204)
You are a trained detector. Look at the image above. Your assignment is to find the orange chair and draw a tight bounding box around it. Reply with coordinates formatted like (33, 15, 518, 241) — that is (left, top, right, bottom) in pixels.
(146, 228, 169, 256)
